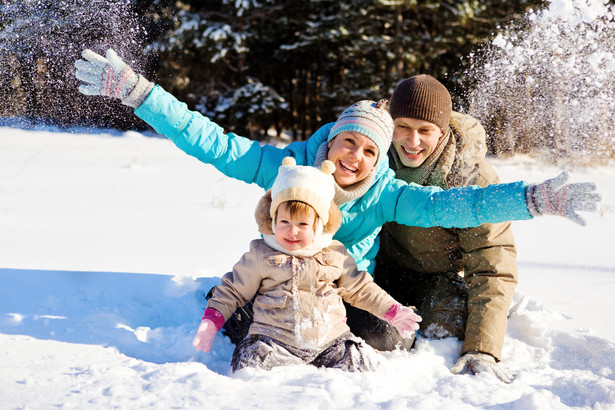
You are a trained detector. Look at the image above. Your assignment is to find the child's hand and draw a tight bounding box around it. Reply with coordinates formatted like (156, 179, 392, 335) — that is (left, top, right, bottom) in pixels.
(192, 319, 218, 353)
(75, 48, 138, 100)
(382, 303, 422, 339)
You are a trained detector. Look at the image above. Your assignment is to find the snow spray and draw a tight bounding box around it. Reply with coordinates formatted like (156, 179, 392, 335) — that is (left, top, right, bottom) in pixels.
(465, 0, 615, 165)
(0, 0, 146, 127)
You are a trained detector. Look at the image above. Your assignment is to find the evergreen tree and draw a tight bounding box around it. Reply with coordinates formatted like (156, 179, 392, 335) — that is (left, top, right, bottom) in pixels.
(145, 0, 541, 139)
(0, 0, 543, 137)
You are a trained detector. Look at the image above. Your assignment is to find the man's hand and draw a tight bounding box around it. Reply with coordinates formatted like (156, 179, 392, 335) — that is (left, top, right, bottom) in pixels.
(450, 352, 514, 383)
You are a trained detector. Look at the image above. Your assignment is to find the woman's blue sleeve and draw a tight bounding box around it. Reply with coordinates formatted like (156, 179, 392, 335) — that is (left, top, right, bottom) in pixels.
(134, 85, 303, 189)
(382, 179, 533, 228)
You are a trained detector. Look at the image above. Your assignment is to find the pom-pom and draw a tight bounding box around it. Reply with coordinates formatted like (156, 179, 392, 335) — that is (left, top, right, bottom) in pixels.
(282, 157, 296, 166)
(375, 99, 389, 110)
(321, 160, 336, 175)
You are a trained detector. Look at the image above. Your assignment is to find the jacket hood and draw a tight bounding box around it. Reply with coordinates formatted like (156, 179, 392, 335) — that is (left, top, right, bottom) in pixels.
(445, 112, 488, 188)
(255, 190, 343, 236)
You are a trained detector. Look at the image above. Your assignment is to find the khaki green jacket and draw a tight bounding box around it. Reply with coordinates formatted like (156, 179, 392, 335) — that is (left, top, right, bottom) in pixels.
(379, 112, 517, 360)
(208, 239, 396, 351)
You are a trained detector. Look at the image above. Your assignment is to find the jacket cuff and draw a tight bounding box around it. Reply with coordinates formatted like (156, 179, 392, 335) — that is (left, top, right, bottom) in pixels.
(121, 74, 155, 108)
(202, 308, 225, 331)
(462, 340, 502, 362)
(381, 303, 401, 322)
(525, 184, 543, 217)
(463, 350, 498, 362)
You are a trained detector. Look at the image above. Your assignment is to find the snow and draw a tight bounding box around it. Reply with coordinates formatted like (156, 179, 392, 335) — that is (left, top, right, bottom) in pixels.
(1, 126, 614, 409)
(470, 0, 615, 167)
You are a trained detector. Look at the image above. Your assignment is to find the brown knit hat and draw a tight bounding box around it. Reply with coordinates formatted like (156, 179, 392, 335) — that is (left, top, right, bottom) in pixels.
(389, 74, 452, 131)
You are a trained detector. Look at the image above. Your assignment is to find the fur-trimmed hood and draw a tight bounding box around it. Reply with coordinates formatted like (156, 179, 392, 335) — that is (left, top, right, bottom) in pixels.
(255, 190, 343, 236)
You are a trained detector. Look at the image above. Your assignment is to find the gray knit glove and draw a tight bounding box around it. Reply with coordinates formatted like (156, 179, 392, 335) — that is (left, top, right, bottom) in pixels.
(74, 48, 153, 108)
(450, 352, 513, 383)
(526, 171, 601, 226)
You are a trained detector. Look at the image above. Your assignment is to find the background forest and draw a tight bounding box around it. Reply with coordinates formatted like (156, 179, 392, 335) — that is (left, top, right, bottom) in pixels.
(1, 0, 614, 161)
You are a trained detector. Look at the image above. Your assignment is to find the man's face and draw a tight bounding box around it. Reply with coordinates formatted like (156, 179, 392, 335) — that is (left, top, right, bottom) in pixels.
(392, 118, 443, 168)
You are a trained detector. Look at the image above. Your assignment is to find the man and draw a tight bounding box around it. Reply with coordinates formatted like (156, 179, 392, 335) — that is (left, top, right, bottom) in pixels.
(348, 74, 517, 383)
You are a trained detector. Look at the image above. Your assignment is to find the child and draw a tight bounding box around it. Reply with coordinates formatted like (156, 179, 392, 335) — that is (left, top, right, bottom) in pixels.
(192, 157, 422, 372)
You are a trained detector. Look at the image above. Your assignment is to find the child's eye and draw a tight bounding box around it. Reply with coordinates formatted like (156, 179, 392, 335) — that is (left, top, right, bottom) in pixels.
(365, 149, 376, 157)
(345, 138, 356, 145)
(279, 219, 289, 224)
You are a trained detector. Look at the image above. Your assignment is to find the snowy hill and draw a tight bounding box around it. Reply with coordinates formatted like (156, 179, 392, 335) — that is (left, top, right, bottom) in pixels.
(1, 127, 614, 409)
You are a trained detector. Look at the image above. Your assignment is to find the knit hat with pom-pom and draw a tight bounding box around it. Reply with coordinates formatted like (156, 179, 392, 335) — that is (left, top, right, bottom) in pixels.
(328, 99, 394, 166)
(270, 157, 336, 224)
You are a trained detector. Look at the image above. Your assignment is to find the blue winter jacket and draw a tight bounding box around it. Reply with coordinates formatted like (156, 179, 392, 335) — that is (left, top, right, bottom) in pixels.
(135, 85, 532, 273)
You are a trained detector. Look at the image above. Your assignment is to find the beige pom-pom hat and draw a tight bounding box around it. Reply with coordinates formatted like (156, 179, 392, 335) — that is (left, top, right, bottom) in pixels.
(269, 157, 336, 224)
(254, 158, 343, 251)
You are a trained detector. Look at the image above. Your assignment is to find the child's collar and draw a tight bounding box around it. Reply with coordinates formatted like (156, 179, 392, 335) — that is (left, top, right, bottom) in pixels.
(262, 232, 334, 257)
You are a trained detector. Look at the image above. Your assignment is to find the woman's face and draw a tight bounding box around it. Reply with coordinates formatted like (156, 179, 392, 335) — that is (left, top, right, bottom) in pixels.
(392, 117, 443, 168)
(327, 131, 379, 188)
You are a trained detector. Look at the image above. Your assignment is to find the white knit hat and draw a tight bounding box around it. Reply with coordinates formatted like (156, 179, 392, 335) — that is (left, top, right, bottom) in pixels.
(270, 157, 336, 224)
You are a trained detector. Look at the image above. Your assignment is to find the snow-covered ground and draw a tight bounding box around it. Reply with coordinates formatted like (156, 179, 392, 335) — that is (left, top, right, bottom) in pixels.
(1, 126, 614, 409)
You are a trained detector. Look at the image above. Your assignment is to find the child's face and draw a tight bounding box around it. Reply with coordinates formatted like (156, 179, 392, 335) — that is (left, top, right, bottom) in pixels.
(392, 117, 443, 168)
(327, 131, 379, 188)
(274, 203, 317, 251)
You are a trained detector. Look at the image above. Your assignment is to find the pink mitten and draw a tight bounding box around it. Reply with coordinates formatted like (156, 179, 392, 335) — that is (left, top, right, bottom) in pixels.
(192, 308, 225, 353)
(382, 303, 422, 338)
